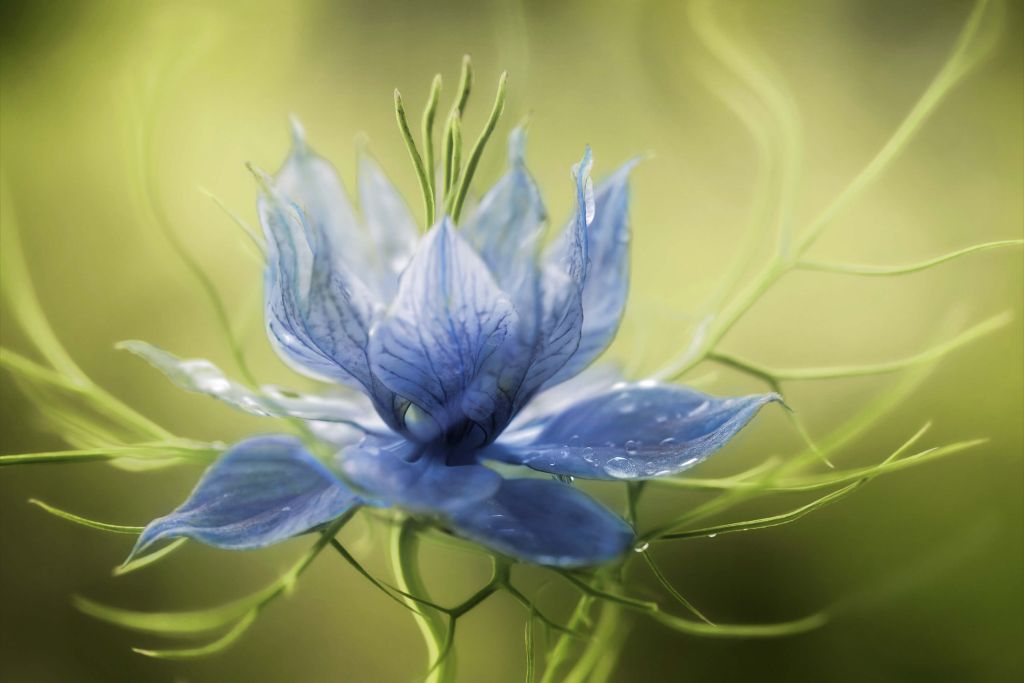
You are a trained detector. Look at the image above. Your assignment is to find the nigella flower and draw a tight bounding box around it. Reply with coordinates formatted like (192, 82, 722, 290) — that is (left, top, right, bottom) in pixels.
(122, 78, 779, 569)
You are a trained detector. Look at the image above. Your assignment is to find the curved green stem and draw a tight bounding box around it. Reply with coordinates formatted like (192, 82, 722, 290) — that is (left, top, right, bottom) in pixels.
(390, 519, 455, 683)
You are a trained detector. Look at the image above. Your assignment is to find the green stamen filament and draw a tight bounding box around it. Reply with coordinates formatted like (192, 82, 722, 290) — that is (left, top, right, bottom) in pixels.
(394, 89, 434, 227)
(444, 112, 462, 215)
(421, 74, 443, 214)
(442, 56, 473, 202)
(450, 71, 508, 223)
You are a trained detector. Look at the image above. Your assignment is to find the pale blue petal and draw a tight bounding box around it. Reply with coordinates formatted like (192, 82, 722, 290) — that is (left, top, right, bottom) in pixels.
(459, 128, 549, 435)
(504, 363, 624, 436)
(462, 128, 547, 295)
(276, 118, 377, 288)
(448, 478, 633, 567)
(490, 384, 781, 480)
(130, 436, 358, 558)
(118, 340, 387, 432)
(358, 151, 419, 298)
(559, 146, 594, 286)
(369, 219, 517, 443)
(545, 160, 639, 386)
(338, 436, 501, 513)
(511, 149, 594, 404)
(259, 162, 399, 427)
(259, 192, 348, 382)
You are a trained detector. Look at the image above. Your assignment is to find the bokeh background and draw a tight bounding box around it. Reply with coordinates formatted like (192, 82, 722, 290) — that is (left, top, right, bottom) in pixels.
(1, 0, 1021, 681)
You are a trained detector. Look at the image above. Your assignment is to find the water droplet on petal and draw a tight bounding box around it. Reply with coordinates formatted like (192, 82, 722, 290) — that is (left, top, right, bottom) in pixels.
(604, 457, 640, 479)
(688, 401, 710, 417)
(625, 440, 640, 454)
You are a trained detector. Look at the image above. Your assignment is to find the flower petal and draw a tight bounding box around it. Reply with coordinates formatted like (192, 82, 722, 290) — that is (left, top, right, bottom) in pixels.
(130, 436, 358, 558)
(491, 384, 781, 480)
(544, 159, 640, 387)
(512, 149, 595, 405)
(447, 478, 633, 567)
(118, 340, 387, 432)
(259, 179, 377, 383)
(459, 129, 550, 434)
(369, 219, 517, 443)
(357, 150, 419, 298)
(276, 118, 377, 289)
(462, 128, 547, 295)
(259, 150, 399, 427)
(505, 363, 624, 435)
(338, 436, 502, 513)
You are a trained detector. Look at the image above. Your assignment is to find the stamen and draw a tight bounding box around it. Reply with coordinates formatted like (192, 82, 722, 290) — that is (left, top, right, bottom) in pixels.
(394, 89, 434, 228)
(450, 71, 508, 223)
(442, 55, 473, 201)
(443, 112, 462, 215)
(420, 74, 443, 215)
(453, 54, 473, 115)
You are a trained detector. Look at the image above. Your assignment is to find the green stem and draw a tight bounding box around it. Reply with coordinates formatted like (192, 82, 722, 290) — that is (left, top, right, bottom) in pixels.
(390, 519, 454, 683)
(539, 595, 594, 683)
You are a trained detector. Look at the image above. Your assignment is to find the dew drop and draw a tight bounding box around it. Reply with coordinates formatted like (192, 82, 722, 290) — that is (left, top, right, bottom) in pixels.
(654, 414, 669, 424)
(201, 377, 231, 394)
(707, 533, 718, 539)
(633, 542, 650, 553)
(624, 440, 640, 454)
(390, 255, 408, 272)
(581, 446, 597, 463)
(687, 401, 710, 417)
(658, 437, 676, 446)
(604, 457, 640, 479)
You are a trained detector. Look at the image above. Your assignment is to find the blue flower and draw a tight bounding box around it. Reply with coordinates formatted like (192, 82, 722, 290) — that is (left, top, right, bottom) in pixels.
(125, 120, 779, 568)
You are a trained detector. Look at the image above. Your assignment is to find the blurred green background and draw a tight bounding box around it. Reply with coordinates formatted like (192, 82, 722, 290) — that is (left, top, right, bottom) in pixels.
(1, 0, 1021, 681)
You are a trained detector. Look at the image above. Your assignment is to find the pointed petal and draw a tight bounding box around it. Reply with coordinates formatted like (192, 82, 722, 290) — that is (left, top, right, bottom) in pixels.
(544, 160, 640, 387)
(118, 340, 386, 431)
(277, 118, 376, 287)
(458, 129, 549, 434)
(491, 384, 781, 480)
(462, 128, 547, 296)
(511, 149, 595, 403)
(259, 189, 347, 382)
(338, 436, 501, 514)
(369, 219, 517, 442)
(448, 478, 633, 567)
(258, 153, 398, 426)
(130, 436, 358, 557)
(358, 151, 419, 297)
